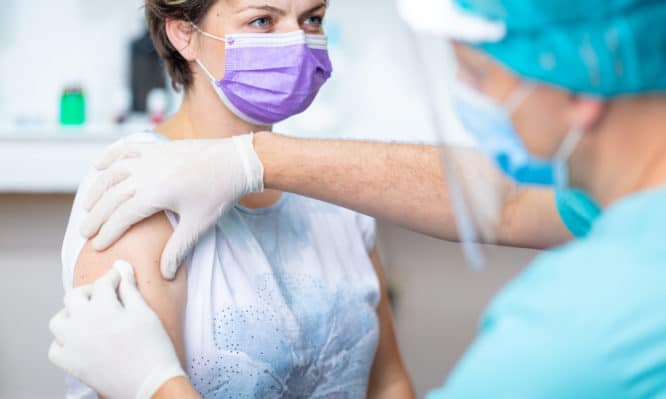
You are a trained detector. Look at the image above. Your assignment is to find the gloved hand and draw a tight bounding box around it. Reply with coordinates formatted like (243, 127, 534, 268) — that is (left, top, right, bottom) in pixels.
(48, 261, 186, 399)
(80, 133, 264, 279)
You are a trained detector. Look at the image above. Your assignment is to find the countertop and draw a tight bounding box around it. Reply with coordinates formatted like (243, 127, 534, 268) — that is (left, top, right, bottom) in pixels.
(0, 125, 148, 193)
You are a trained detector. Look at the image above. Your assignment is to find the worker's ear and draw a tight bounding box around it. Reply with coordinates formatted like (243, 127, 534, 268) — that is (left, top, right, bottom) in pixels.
(569, 95, 606, 131)
(165, 19, 198, 61)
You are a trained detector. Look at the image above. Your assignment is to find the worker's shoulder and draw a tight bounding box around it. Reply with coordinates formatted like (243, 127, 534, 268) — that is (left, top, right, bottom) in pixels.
(488, 235, 666, 359)
(503, 236, 666, 312)
(480, 238, 666, 396)
(488, 230, 666, 331)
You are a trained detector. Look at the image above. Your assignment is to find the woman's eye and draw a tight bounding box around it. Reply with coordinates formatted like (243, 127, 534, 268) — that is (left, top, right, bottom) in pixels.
(250, 17, 271, 28)
(304, 16, 324, 27)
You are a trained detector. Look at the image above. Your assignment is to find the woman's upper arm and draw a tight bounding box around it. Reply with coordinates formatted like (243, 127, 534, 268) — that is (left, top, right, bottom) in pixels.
(73, 213, 187, 364)
(368, 248, 415, 399)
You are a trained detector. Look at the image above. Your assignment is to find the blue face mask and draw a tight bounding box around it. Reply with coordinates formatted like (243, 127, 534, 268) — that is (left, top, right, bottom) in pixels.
(451, 80, 583, 188)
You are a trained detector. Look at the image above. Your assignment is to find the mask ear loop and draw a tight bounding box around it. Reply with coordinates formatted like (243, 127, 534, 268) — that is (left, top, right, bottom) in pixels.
(190, 23, 224, 83)
(554, 126, 585, 161)
(195, 59, 218, 83)
(191, 23, 227, 42)
(553, 125, 585, 189)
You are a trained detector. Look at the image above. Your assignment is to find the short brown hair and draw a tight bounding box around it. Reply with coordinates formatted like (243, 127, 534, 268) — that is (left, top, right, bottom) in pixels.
(145, 0, 218, 91)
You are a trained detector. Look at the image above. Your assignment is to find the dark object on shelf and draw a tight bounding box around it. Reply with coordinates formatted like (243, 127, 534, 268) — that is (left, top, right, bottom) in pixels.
(130, 30, 166, 113)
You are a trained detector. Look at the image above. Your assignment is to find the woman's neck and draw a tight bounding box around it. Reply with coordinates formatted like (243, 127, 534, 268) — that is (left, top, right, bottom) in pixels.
(157, 79, 283, 209)
(582, 96, 666, 209)
(159, 77, 269, 140)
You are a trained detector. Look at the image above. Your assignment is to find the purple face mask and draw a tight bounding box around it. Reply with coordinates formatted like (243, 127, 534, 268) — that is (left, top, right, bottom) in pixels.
(195, 28, 333, 126)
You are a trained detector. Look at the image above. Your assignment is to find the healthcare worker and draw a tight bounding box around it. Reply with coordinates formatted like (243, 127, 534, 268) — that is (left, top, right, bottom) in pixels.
(49, 0, 666, 397)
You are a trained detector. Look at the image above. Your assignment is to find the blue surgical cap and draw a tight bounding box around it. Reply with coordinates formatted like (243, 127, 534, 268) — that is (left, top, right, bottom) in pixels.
(455, 0, 666, 98)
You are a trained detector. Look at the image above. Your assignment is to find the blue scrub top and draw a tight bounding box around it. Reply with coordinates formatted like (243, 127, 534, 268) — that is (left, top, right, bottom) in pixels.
(428, 186, 666, 398)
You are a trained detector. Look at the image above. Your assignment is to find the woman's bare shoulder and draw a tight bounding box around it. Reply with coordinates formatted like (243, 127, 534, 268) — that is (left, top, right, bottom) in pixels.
(74, 212, 175, 287)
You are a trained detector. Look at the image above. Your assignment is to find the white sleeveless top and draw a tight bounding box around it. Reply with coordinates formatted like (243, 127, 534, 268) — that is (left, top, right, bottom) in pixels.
(61, 133, 381, 398)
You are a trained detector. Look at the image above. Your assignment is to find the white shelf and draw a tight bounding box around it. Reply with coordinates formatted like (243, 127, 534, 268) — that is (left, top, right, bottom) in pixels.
(0, 125, 148, 194)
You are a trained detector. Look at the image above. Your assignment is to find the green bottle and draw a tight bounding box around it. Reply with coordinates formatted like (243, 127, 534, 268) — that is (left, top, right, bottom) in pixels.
(60, 86, 86, 126)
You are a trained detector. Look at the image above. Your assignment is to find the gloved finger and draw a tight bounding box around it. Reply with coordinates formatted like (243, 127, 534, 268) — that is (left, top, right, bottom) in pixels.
(64, 285, 94, 314)
(91, 198, 158, 251)
(113, 260, 137, 285)
(114, 261, 146, 308)
(90, 267, 122, 310)
(81, 180, 135, 238)
(48, 308, 69, 346)
(48, 340, 69, 374)
(84, 166, 132, 212)
(160, 217, 200, 280)
(94, 140, 144, 171)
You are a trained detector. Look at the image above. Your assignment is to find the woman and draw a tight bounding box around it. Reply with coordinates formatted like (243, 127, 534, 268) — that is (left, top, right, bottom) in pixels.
(60, 0, 413, 397)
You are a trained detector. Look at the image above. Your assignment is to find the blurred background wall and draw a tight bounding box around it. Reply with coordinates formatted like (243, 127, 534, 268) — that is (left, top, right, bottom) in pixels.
(0, 0, 145, 125)
(0, 0, 539, 397)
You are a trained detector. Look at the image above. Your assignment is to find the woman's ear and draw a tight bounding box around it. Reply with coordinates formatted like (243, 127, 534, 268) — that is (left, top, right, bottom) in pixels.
(570, 95, 606, 130)
(165, 19, 198, 61)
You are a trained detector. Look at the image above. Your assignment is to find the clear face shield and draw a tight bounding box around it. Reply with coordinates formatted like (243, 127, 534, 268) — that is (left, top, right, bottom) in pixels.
(398, 0, 520, 269)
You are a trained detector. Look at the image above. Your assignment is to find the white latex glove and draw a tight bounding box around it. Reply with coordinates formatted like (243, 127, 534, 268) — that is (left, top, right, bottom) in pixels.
(80, 133, 264, 279)
(48, 261, 186, 399)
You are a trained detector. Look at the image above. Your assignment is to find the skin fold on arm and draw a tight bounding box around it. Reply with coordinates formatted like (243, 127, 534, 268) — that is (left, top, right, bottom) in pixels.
(73, 213, 187, 399)
(255, 132, 572, 250)
(368, 249, 415, 399)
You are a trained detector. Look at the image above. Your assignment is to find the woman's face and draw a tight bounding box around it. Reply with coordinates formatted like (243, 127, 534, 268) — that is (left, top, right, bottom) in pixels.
(452, 42, 574, 160)
(194, 0, 328, 80)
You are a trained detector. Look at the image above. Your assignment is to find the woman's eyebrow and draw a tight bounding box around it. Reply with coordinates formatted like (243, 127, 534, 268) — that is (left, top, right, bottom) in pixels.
(300, 3, 327, 16)
(237, 4, 287, 16)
